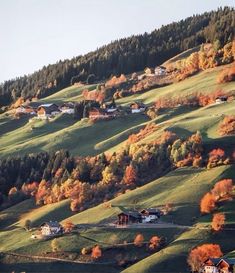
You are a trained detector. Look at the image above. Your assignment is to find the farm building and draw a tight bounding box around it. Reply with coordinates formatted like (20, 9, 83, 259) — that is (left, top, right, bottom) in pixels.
(89, 107, 117, 120)
(155, 66, 167, 76)
(117, 211, 142, 225)
(60, 102, 75, 114)
(37, 104, 60, 119)
(215, 96, 228, 104)
(101, 100, 117, 113)
(16, 101, 41, 115)
(15, 106, 36, 115)
(130, 102, 146, 113)
(40, 221, 63, 236)
(23, 101, 42, 110)
(202, 258, 235, 273)
(140, 208, 162, 223)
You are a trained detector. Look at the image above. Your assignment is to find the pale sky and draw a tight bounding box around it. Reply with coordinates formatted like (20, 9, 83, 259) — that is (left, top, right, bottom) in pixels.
(0, 0, 234, 83)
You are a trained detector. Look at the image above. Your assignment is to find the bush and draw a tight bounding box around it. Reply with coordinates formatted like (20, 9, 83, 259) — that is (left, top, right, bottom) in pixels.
(217, 64, 235, 83)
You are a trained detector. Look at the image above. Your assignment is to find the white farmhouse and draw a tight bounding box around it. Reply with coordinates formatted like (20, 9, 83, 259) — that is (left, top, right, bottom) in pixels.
(40, 221, 63, 236)
(155, 66, 167, 76)
(140, 208, 161, 223)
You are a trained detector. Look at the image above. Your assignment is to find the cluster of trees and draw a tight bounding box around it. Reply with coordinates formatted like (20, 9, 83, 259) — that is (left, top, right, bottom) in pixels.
(207, 148, 230, 169)
(155, 89, 231, 109)
(200, 178, 234, 214)
(175, 41, 235, 82)
(127, 123, 158, 144)
(187, 244, 223, 272)
(169, 131, 203, 168)
(218, 115, 235, 136)
(82, 88, 105, 103)
(0, 7, 234, 108)
(0, 131, 206, 212)
(105, 74, 127, 88)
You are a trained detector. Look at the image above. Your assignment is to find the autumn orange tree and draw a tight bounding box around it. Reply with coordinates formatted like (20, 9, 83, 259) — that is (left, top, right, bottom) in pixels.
(91, 245, 102, 259)
(123, 165, 137, 185)
(207, 148, 226, 169)
(149, 236, 161, 250)
(218, 115, 235, 136)
(211, 179, 233, 200)
(217, 63, 235, 83)
(211, 213, 225, 232)
(187, 244, 223, 272)
(200, 192, 216, 214)
(134, 233, 144, 247)
(62, 220, 75, 233)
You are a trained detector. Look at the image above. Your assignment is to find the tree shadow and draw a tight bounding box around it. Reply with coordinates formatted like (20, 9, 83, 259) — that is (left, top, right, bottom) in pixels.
(0, 261, 119, 273)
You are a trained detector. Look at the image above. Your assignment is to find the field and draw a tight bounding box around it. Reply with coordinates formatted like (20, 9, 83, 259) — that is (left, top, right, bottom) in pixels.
(1, 62, 235, 272)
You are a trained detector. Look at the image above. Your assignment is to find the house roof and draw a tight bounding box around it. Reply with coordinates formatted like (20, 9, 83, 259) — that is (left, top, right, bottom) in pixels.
(39, 103, 58, 108)
(103, 101, 116, 108)
(40, 221, 61, 228)
(217, 258, 235, 266)
(215, 96, 228, 100)
(38, 104, 59, 114)
(204, 258, 221, 265)
(155, 66, 166, 69)
(118, 211, 141, 218)
(22, 102, 41, 108)
(130, 101, 146, 108)
(89, 107, 106, 114)
(140, 208, 161, 214)
(60, 102, 75, 108)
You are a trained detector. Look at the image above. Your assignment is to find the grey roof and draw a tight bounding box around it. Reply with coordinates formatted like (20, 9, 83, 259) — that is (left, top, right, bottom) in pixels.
(40, 221, 61, 228)
(130, 101, 146, 107)
(218, 258, 235, 265)
(38, 104, 59, 114)
(140, 208, 161, 214)
(60, 102, 74, 108)
(23, 101, 41, 108)
(204, 258, 235, 266)
(204, 258, 221, 265)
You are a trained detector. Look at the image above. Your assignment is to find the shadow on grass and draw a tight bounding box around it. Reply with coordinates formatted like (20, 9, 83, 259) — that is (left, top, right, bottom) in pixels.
(0, 261, 119, 273)
(0, 116, 29, 136)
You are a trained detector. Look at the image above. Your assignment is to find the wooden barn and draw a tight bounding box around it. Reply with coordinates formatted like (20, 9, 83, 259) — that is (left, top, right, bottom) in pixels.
(37, 103, 60, 119)
(117, 211, 142, 225)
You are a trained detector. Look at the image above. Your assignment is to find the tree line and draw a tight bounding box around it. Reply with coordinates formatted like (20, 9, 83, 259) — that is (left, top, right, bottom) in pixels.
(0, 7, 234, 108)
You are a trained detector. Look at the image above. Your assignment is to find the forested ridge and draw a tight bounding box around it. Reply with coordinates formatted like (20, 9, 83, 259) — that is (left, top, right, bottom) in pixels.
(0, 7, 234, 107)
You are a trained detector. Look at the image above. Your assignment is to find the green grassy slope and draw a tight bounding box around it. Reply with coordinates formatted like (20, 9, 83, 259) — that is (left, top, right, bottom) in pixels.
(162, 45, 201, 67)
(0, 113, 149, 158)
(0, 64, 235, 159)
(1, 63, 235, 272)
(40, 84, 96, 104)
(66, 166, 230, 226)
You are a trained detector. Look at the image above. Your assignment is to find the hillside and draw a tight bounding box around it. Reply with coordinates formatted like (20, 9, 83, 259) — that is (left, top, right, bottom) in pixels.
(0, 7, 234, 107)
(1, 45, 235, 273)
(1, 63, 235, 159)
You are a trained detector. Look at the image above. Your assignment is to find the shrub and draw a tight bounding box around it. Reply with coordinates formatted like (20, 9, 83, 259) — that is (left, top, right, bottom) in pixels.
(217, 64, 235, 83)
(200, 192, 216, 214)
(91, 245, 102, 259)
(218, 115, 235, 136)
(134, 233, 144, 247)
(211, 213, 225, 232)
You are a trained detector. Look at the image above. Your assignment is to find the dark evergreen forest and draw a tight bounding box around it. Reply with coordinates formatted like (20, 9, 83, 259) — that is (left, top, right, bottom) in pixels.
(0, 7, 234, 107)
